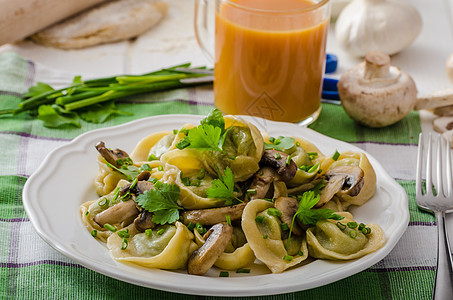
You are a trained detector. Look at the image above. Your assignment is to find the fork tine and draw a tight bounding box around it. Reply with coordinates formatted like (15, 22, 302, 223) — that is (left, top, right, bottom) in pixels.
(436, 135, 443, 197)
(426, 133, 433, 196)
(445, 137, 452, 198)
(416, 133, 424, 197)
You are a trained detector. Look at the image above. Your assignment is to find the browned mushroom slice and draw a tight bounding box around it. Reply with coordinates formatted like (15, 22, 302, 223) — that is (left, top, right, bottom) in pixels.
(120, 179, 154, 196)
(134, 210, 156, 232)
(274, 197, 304, 236)
(95, 141, 131, 168)
(248, 167, 278, 200)
(182, 202, 247, 226)
(93, 200, 140, 227)
(188, 223, 233, 275)
(316, 165, 364, 207)
(260, 150, 297, 182)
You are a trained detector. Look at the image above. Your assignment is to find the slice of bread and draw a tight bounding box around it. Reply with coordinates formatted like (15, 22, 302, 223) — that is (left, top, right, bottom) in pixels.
(30, 0, 168, 49)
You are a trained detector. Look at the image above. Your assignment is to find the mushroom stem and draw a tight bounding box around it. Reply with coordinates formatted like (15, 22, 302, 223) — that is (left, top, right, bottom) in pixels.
(363, 52, 391, 80)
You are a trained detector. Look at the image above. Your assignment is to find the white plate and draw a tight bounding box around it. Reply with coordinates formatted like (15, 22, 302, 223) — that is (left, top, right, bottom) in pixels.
(23, 114, 409, 297)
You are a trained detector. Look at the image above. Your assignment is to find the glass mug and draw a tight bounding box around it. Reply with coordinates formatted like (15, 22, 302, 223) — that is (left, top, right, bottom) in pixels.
(195, 0, 330, 125)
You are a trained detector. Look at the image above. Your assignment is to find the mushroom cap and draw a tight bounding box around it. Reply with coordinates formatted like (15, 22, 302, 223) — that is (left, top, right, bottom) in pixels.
(181, 202, 247, 226)
(95, 141, 131, 168)
(249, 166, 278, 200)
(187, 223, 233, 275)
(317, 165, 365, 207)
(274, 197, 304, 236)
(260, 150, 297, 182)
(433, 116, 453, 133)
(93, 199, 140, 227)
(338, 52, 417, 128)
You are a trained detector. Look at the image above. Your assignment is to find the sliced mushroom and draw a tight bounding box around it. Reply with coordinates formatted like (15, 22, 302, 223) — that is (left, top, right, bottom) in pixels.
(433, 116, 453, 133)
(260, 150, 297, 182)
(134, 210, 156, 232)
(95, 141, 131, 168)
(93, 199, 140, 227)
(182, 203, 247, 226)
(188, 223, 233, 275)
(434, 105, 453, 117)
(248, 167, 278, 200)
(317, 165, 364, 207)
(120, 179, 154, 196)
(274, 197, 304, 236)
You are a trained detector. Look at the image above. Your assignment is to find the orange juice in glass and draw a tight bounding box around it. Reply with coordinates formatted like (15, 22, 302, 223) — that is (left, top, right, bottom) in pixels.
(195, 0, 330, 125)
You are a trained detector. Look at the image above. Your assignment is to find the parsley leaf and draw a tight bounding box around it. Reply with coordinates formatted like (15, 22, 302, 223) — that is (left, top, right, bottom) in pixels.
(104, 160, 140, 181)
(23, 82, 55, 98)
(176, 109, 226, 151)
(200, 108, 225, 134)
(294, 191, 344, 226)
(264, 136, 295, 151)
(37, 104, 81, 128)
(136, 182, 182, 225)
(206, 167, 240, 205)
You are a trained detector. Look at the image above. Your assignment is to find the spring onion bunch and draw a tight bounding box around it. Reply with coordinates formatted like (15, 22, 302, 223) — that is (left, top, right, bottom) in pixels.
(0, 63, 212, 128)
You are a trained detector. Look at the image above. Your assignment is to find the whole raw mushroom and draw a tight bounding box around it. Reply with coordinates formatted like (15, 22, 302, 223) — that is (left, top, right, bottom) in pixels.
(338, 51, 418, 128)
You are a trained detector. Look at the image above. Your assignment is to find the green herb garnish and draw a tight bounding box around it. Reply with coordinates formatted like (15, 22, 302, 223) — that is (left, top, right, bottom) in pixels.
(206, 167, 241, 206)
(264, 136, 295, 151)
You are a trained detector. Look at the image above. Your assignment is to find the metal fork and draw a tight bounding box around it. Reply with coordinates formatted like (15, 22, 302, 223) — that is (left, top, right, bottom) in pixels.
(416, 133, 453, 299)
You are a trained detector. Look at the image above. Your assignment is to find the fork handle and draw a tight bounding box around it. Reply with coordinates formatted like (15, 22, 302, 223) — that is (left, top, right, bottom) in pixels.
(433, 211, 453, 299)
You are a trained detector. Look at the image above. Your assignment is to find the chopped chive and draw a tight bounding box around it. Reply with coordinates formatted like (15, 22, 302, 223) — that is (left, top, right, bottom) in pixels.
(297, 251, 304, 256)
(187, 222, 195, 231)
(104, 224, 117, 232)
(123, 157, 133, 165)
(236, 268, 250, 274)
(129, 177, 138, 189)
(299, 165, 310, 171)
(219, 271, 229, 277)
(158, 165, 164, 171)
(173, 129, 179, 135)
(112, 187, 121, 202)
(148, 154, 158, 161)
(98, 198, 109, 208)
(332, 150, 340, 161)
(274, 152, 281, 159)
(308, 163, 320, 173)
(229, 156, 236, 160)
(196, 223, 206, 235)
(362, 227, 372, 235)
(255, 216, 264, 223)
(280, 223, 289, 231)
(191, 179, 201, 186)
(226, 215, 232, 226)
(358, 223, 366, 231)
(121, 192, 131, 201)
(347, 222, 358, 229)
(296, 141, 300, 147)
(149, 177, 159, 184)
(308, 152, 318, 160)
(157, 229, 165, 235)
(264, 198, 273, 202)
(246, 189, 257, 195)
(283, 255, 293, 261)
(116, 159, 124, 166)
(349, 230, 357, 238)
(336, 222, 346, 230)
(285, 155, 292, 166)
(121, 238, 128, 250)
(267, 208, 282, 217)
(91, 230, 97, 237)
(117, 230, 130, 239)
(196, 169, 205, 180)
(85, 211, 89, 216)
(145, 229, 153, 236)
(263, 234, 268, 239)
(269, 137, 275, 144)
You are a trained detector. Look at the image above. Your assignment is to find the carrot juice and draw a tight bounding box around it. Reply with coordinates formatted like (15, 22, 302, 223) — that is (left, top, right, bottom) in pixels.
(214, 0, 329, 124)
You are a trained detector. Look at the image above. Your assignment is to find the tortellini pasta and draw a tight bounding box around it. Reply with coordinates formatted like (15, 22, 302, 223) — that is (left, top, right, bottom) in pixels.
(82, 110, 385, 277)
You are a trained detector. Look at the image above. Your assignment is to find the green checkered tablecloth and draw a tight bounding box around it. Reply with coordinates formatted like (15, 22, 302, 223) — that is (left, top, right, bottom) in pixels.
(0, 52, 434, 299)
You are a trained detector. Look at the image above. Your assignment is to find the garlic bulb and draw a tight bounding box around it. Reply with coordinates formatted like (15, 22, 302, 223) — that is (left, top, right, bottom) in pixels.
(335, 0, 422, 57)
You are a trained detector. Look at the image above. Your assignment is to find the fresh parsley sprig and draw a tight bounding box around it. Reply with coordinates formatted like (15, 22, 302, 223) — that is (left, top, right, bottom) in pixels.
(176, 109, 228, 152)
(136, 182, 182, 225)
(206, 167, 242, 206)
(286, 190, 344, 247)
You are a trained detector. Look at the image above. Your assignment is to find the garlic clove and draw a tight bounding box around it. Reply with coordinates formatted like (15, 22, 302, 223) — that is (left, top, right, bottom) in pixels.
(335, 0, 422, 57)
(338, 52, 417, 128)
(433, 116, 453, 133)
(446, 53, 453, 84)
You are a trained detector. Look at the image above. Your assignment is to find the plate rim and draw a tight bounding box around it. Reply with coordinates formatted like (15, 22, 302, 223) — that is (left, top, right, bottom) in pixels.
(23, 114, 409, 296)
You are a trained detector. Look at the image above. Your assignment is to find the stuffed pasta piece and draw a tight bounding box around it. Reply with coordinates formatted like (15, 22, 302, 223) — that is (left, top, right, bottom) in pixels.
(306, 212, 385, 260)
